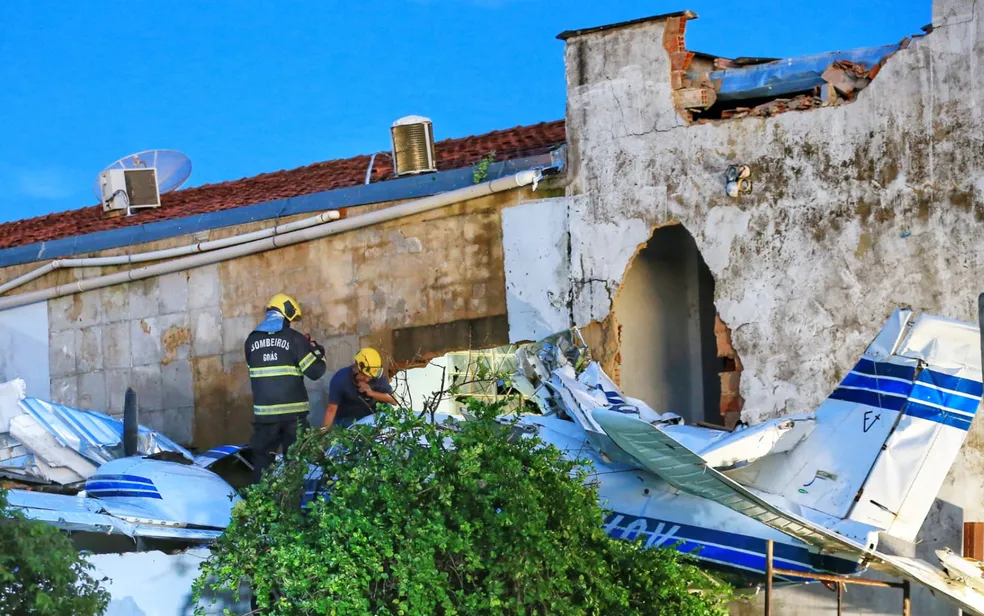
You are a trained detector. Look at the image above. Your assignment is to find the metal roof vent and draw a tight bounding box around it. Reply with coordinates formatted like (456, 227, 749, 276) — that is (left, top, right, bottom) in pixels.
(390, 115, 436, 176)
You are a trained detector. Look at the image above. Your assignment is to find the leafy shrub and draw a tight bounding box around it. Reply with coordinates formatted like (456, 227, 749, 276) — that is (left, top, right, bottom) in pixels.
(194, 401, 731, 615)
(0, 487, 110, 615)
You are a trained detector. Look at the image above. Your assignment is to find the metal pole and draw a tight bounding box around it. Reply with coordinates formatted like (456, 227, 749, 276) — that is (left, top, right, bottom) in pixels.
(765, 540, 773, 616)
(123, 387, 138, 457)
(837, 583, 843, 616)
(902, 580, 910, 616)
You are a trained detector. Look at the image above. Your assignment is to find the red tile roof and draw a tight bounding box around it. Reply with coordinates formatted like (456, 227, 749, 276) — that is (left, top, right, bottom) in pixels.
(0, 120, 566, 251)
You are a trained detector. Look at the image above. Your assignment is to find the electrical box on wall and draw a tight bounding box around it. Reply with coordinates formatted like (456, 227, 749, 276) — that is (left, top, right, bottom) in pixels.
(99, 168, 161, 212)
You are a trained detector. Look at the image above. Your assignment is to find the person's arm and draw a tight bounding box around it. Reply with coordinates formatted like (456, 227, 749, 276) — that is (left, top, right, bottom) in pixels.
(321, 373, 342, 431)
(322, 402, 339, 431)
(357, 380, 398, 406)
(298, 333, 327, 381)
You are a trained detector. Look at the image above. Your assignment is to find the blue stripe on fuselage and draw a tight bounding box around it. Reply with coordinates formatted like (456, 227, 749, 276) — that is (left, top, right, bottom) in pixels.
(917, 370, 984, 398)
(90, 474, 154, 485)
(852, 359, 916, 381)
(603, 512, 861, 577)
(828, 388, 907, 411)
(86, 489, 164, 499)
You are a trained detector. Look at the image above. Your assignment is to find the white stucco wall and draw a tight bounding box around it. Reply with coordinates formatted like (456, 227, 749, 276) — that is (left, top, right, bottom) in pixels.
(0, 301, 49, 399)
(560, 0, 983, 613)
(564, 1, 984, 426)
(502, 197, 573, 342)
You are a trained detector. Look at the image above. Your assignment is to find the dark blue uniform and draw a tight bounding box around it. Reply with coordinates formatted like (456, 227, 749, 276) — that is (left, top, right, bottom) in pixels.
(327, 365, 394, 427)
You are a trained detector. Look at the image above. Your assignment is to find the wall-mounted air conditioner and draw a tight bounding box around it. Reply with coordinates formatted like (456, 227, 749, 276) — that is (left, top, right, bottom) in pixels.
(99, 168, 161, 213)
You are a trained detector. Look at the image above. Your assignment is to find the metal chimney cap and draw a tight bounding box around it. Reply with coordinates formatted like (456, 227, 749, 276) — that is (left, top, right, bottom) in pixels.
(392, 115, 433, 127)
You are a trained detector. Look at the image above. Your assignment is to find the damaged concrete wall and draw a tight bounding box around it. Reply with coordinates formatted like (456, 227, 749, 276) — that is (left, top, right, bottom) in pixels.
(562, 1, 984, 612)
(501, 196, 572, 342)
(0, 301, 49, 399)
(563, 0, 984, 469)
(4, 187, 537, 449)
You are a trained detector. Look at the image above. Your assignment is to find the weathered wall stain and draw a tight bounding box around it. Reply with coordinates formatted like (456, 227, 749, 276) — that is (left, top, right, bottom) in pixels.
(161, 325, 191, 367)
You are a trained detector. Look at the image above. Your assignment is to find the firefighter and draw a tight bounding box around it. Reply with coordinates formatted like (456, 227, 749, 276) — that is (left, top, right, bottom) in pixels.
(245, 293, 327, 484)
(322, 347, 397, 430)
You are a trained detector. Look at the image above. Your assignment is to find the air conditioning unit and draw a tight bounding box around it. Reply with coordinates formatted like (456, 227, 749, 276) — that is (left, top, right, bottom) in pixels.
(390, 116, 437, 177)
(99, 168, 161, 212)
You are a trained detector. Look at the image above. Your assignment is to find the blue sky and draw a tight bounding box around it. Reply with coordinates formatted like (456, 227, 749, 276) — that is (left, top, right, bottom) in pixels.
(0, 1, 931, 224)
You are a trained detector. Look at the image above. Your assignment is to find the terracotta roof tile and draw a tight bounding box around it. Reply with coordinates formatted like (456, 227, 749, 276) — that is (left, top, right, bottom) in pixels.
(0, 120, 566, 251)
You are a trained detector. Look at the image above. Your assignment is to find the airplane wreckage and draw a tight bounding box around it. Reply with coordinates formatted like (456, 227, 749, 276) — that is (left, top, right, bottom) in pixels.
(5, 297, 984, 614)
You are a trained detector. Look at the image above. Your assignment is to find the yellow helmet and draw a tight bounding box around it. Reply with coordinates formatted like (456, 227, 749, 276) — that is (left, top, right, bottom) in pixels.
(354, 348, 384, 379)
(266, 293, 301, 322)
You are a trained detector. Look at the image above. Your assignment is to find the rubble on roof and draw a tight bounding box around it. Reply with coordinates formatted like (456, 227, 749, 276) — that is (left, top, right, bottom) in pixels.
(696, 43, 902, 104)
(668, 10, 922, 123)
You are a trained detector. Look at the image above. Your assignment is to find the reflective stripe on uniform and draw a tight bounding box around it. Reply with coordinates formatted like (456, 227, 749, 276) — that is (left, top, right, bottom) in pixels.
(298, 352, 318, 372)
(253, 402, 310, 415)
(249, 366, 302, 378)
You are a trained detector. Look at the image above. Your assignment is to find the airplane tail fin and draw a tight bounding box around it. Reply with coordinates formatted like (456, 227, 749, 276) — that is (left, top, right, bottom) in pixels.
(730, 304, 982, 544)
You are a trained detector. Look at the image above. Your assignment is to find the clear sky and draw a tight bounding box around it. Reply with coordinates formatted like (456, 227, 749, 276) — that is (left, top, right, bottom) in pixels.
(0, 1, 931, 224)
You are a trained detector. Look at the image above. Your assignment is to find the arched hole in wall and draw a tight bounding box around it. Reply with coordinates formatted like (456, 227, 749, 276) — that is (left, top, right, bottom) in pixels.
(613, 224, 743, 428)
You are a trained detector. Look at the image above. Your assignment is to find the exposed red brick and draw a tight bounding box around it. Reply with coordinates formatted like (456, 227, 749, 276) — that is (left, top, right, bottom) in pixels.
(669, 51, 695, 72)
(670, 71, 686, 91)
(0, 120, 566, 252)
(720, 393, 744, 416)
(720, 371, 741, 396)
(966, 522, 984, 560)
(662, 17, 683, 37)
(723, 410, 741, 431)
(715, 313, 742, 370)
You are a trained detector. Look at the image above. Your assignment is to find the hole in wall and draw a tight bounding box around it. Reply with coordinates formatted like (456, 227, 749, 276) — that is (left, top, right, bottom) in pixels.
(664, 13, 924, 124)
(391, 342, 536, 418)
(612, 224, 743, 427)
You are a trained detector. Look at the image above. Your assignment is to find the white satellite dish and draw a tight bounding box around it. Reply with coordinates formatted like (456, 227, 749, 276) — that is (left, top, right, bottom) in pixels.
(92, 149, 192, 201)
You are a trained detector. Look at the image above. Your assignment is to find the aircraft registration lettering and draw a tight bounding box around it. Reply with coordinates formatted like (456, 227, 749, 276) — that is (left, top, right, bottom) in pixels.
(603, 513, 681, 548)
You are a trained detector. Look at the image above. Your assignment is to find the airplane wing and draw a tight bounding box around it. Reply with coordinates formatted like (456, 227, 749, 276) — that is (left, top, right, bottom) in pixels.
(593, 409, 984, 616)
(5, 489, 223, 545)
(592, 410, 876, 555)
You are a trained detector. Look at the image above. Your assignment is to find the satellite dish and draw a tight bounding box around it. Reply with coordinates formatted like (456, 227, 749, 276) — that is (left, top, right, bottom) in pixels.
(92, 149, 192, 200)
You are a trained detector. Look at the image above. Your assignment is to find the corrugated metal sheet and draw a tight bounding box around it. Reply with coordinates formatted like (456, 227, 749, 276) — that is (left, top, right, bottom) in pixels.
(17, 397, 192, 466)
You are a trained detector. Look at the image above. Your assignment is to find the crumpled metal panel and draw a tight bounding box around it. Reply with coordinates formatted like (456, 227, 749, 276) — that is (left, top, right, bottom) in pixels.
(592, 409, 877, 555)
(17, 397, 193, 467)
(193, 444, 246, 468)
(692, 43, 901, 102)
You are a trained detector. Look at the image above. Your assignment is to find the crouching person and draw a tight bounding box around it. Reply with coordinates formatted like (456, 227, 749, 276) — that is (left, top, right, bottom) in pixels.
(322, 347, 397, 431)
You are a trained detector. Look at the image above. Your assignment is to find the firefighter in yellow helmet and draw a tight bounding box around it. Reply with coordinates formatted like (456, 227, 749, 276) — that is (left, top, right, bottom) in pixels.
(245, 293, 326, 483)
(322, 347, 397, 430)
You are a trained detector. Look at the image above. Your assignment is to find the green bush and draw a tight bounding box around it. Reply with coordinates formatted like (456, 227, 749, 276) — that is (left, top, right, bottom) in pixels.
(0, 487, 110, 616)
(194, 401, 732, 615)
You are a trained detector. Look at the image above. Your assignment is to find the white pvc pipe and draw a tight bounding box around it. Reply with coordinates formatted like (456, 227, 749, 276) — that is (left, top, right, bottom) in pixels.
(0, 169, 541, 312)
(0, 210, 343, 296)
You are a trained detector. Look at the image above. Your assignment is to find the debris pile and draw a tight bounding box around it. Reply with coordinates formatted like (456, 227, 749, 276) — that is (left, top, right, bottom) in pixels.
(679, 35, 918, 122)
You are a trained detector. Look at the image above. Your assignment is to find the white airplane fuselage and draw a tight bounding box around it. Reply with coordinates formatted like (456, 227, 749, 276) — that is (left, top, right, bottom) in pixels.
(522, 413, 864, 588)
